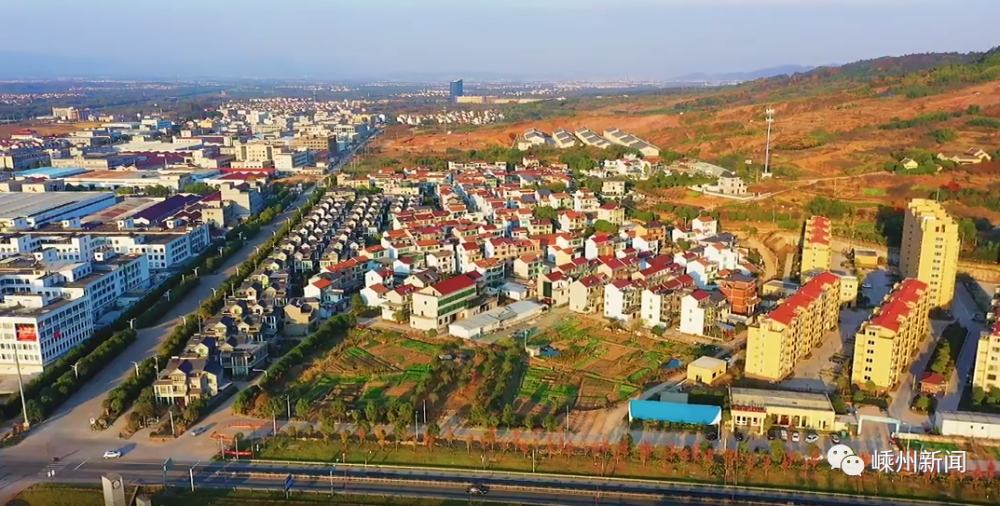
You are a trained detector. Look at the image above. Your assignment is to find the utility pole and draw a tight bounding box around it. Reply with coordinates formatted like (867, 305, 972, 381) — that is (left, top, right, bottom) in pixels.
(169, 410, 175, 436)
(764, 108, 775, 178)
(286, 395, 291, 420)
(189, 466, 196, 492)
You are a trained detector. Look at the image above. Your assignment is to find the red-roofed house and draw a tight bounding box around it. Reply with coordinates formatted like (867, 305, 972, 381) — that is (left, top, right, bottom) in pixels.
(679, 289, 729, 337)
(851, 278, 930, 389)
(597, 203, 625, 226)
(382, 284, 419, 322)
(538, 271, 571, 307)
(410, 274, 482, 331)
(569, 274, 608, 314)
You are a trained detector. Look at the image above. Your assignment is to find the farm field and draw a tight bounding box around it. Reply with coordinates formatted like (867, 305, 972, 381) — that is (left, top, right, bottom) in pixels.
(279, 329, 466, 416)
(513, 318, 698, 417)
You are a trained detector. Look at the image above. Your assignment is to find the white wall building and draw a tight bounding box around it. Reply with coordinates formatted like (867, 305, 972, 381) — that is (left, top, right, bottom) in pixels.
(679, 290, 710, 336)
(0, 293, 93, 376)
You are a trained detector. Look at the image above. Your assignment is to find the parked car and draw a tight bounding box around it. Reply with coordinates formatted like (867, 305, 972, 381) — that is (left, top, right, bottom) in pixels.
(705, 432, 718, 441)
(791, 432, 800, 443)
(103, 450, 122, 459)
(831, 434, 841, 444)
(805, 433, 819, 444)
(734, 431, 745, 442)
(767, 431, 776, 441)
(780, 429, 788, 441)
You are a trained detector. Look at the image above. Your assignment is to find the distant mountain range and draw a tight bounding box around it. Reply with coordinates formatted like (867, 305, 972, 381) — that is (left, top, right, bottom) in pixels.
(675, 65, 821, 82)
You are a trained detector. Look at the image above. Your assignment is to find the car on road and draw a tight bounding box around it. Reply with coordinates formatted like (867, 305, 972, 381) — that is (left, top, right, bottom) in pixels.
(467, 485, 488, 495)
(705, 432, 718, 441)
(767, 431, 776, 440)
(103, 450, 122, 459)
(831, 434, 841, 444)
(734, 431, 745, 442)
(791, 432, 800, 443)
(190, 427, 206, 436)
(862, 283, 873, 289)
(805, 433, 819, 444)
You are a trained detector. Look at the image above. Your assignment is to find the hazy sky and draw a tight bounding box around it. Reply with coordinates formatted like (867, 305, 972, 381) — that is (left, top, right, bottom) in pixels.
(3, 0, 998, 79)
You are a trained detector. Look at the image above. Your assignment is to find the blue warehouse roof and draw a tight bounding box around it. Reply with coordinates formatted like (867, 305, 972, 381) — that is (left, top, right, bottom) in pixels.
(628, 400, 722, 425)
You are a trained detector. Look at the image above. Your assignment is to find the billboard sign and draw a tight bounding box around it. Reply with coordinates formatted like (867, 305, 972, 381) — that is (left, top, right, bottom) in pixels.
(15, 324, 37, 342)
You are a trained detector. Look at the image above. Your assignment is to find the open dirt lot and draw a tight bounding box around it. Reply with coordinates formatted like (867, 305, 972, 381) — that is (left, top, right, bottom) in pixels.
(0, 121, 100, 139)
(375, 81, 1000, 184)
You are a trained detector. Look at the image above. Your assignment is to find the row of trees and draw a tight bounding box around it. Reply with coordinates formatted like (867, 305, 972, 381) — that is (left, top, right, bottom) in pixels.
(94, 187, 309, 429)
(232, 312, 356, 415)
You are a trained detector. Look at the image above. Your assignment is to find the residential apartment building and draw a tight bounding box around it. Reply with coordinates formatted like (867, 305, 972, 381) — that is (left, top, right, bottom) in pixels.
(745, 271, 841, 381)
(800, 216, 832, 281)
(851, 278, 931, 390)
(604, 279, 641, 321)
(973, 321, 1000, 394)
(410, 274, 479, 331)
(899, 199, 960, 309)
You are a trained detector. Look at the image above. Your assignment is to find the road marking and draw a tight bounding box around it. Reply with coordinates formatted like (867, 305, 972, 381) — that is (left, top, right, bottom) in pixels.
(74, 459, 89, 470)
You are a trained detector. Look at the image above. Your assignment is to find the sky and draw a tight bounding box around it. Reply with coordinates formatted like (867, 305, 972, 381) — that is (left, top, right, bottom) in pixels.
(2, 0, 998, 80)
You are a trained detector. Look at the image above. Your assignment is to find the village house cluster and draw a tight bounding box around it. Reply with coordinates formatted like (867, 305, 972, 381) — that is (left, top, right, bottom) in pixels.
(153, 189, 368, 405)
(331, 157, 763, 340)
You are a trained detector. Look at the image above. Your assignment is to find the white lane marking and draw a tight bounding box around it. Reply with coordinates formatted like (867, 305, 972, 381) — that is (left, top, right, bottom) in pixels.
(74, 459, 89, 470)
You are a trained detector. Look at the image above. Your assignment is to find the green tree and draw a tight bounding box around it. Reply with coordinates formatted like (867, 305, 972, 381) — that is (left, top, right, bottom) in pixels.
(330, 398, 348, 422)
(543, 414, 559, 433)
(365, 401, 380, 424)
(972, 386, 987, 405)
(143, 184, 173, 198)
(295, 398, 311, 420)
(182, 182, 218, 195)
(532, 206, 559, 221)
(523, 413, 536, 430)
(501, 404, 516, 427)
(769, 440, 786, 465)
(592, 219, 619, 234)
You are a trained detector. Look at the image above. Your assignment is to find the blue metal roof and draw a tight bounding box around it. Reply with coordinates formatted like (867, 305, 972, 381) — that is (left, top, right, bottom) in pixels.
(628, 400, 721, 425)
(16, 166, 88, 178)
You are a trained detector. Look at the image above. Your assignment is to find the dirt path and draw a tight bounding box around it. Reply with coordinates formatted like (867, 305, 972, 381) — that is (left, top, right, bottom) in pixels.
(740, 235, 779, 282)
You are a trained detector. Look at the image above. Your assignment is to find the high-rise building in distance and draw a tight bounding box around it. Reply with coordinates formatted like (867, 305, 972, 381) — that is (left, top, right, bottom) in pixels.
(899, 198, 960, 309)
(450, 80, 464, 103)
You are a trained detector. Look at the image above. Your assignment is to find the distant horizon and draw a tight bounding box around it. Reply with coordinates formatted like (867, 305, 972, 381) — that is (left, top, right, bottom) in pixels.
(1, 0, 997, 81)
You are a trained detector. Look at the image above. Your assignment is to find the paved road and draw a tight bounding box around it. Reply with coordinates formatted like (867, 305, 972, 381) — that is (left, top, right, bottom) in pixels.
(3, 457, 974, 506)
(0, 140, 370, 497)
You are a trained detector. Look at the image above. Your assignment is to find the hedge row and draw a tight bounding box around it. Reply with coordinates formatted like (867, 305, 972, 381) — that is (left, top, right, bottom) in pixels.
(233, 312, 356, 415)
(95, 188, 323, 428)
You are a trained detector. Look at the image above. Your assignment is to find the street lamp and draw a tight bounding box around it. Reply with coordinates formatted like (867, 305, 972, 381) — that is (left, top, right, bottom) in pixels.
(217, 246, 224, 256)
(130, 361, 140, 376)
(71, 361, 81, 379)
(128, 318, 137, 330)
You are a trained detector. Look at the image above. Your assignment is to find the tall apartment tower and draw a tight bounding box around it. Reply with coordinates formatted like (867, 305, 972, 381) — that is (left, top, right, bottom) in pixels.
(449, 79, 464, 103)
(899, 198, 960, 309)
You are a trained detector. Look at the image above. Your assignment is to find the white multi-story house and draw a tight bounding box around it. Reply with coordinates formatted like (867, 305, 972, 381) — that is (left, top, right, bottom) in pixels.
(573, 190, 599, 213)
(686, 258, 718, 289)
(604, 279, 641, 321)
(691, 216, 718, 239)
(679, 290, 710, 336)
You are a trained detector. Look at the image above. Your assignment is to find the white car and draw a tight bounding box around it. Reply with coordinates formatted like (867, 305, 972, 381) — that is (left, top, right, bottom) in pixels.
(791, 432, 800, 443)
(805, 434, 819, 444)
(103, 450, 122, 459)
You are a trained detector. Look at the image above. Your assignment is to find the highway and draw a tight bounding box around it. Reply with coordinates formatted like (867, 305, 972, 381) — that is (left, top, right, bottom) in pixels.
(4, 457, 975, 506)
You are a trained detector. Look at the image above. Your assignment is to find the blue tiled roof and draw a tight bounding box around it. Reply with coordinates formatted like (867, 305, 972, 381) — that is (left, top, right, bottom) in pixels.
(628, 400, 721, 425)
